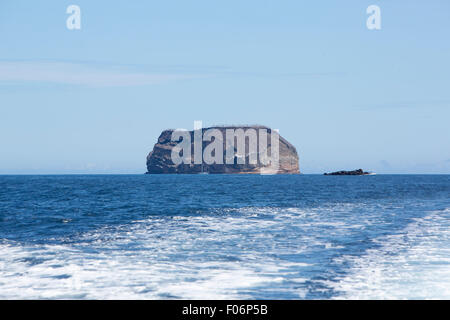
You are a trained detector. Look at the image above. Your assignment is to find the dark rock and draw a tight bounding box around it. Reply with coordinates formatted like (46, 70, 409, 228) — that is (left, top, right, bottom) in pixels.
(146, 125, 300, 174)
(324, 169, 371, 176)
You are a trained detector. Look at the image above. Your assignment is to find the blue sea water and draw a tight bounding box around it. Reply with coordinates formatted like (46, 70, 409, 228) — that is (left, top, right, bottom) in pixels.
(0, 174, 449, 299)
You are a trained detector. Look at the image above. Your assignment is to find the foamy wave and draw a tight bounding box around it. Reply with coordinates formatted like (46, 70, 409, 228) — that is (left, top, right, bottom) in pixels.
(0, 207, 318, 299)
(332, 208, 450, 299)
(2, 203, 448, 299)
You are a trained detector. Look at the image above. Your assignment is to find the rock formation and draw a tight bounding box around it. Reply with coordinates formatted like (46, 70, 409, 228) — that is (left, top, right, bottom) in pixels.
(146, 125, 300, 174)
(324, 169, 372, 175)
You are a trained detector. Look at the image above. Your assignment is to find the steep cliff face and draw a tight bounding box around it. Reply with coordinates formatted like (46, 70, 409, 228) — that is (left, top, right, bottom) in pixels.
(146, 126, 300, 174)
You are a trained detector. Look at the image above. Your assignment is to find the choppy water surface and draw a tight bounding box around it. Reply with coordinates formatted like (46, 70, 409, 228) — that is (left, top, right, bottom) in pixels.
(0, 175, 449, 299)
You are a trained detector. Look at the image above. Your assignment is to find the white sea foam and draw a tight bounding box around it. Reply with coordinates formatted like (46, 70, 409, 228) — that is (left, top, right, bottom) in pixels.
(0, 207, 316, 299)
(1, 203, 448, 299)
(333, 208, 450, 299)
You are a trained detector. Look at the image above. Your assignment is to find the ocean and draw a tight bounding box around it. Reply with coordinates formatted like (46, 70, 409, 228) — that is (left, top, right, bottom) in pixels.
(0, 174, 449, 299)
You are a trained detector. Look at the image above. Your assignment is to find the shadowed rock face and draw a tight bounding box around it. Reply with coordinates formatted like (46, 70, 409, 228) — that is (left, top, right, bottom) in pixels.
(146, 126, 300, 174)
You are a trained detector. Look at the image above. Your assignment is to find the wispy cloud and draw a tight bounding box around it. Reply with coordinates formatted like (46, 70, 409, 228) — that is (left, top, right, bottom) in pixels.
(0, 60, 346, 88)
(357, 99, 450, 110)
(0, 61, 202, 87)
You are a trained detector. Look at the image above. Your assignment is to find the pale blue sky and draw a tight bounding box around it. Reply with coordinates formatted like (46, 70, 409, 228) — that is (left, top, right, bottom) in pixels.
(0, 0, 449, 174)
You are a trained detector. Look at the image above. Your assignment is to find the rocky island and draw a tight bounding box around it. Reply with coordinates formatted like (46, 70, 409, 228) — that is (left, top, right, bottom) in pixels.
(324, 169, 373, 175)
(146, 125, 300, 174)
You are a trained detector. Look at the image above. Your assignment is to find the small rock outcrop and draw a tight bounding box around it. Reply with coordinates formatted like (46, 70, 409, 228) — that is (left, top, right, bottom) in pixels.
(146, 125, 300, 174)
(324, 169, 372, 175)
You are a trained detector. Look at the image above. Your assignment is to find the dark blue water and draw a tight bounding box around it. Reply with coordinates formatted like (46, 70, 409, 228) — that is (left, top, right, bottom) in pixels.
(0, 175, 449, 299)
